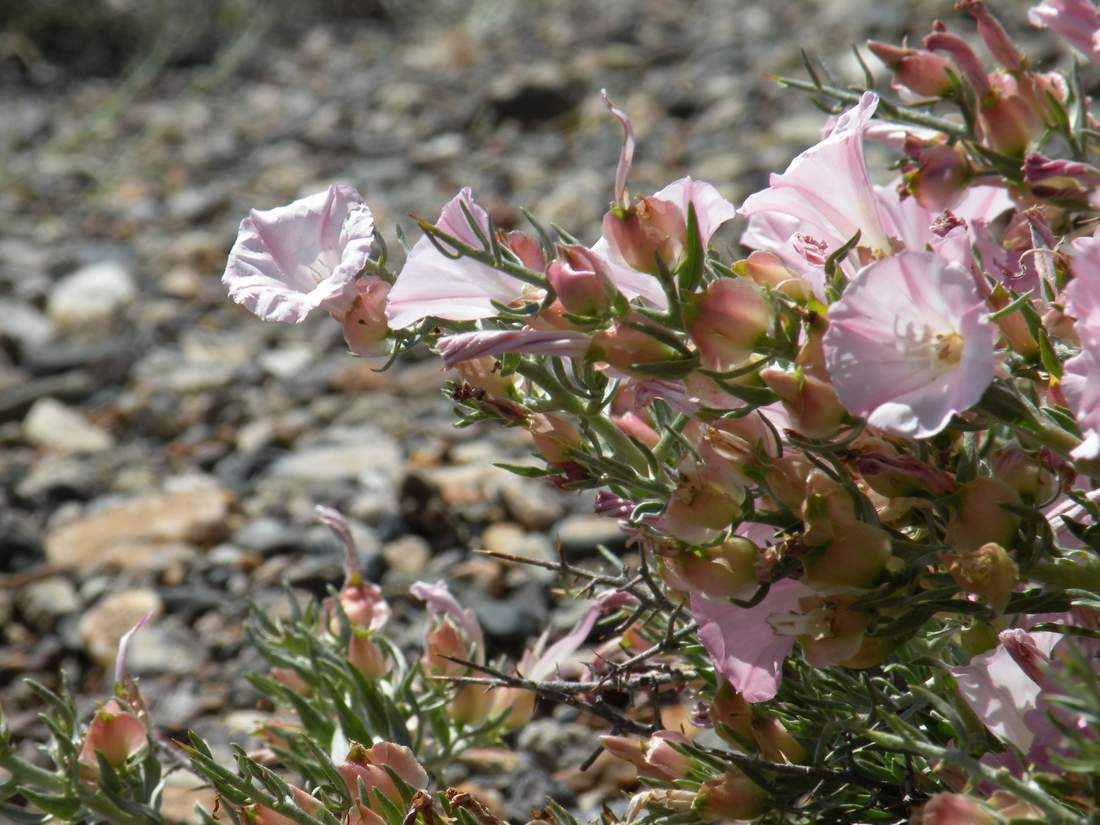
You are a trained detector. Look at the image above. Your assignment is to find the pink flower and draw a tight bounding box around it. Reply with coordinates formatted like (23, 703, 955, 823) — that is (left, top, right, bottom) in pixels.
(222, 184, 373, 323)
(317, 505, 390, 631)
(690, 578, 813, 703)
(823, 251, 996, 438)
(1063, 233, 1100, 458)
(952, 627, 1062, 755)
(740, 93, 891, 259)
(410, 580, 485, 663)
(1029, 0, 1100, 63)
(386, 188, 530, 328)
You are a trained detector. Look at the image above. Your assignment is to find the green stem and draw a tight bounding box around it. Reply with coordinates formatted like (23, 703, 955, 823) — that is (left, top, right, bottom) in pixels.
(773, 76, 969, 139)
(652, 413, 689, 465)
(1029, 557, 1100, 593)
(0, 752, 67, 793)
(81, 796, 154, 825)
(863, 730, 1083, 824)
(517, 361, 652, 475)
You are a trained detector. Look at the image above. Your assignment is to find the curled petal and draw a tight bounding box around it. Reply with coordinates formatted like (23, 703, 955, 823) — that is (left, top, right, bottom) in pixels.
(602, 89, 635, 209)
(410, 580, 485, 659)
(436, 329, 590, 369)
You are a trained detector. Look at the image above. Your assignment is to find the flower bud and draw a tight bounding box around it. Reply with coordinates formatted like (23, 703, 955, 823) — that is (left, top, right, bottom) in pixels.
(694, 768, 767, 822)
(341, 277, 390, 356)
(335, 580, 390, 634)
(495, 687, 536, 731)
(739, 251, 812, 301)
(958, 1, 1023, 72)
(751, 716, 806, 764)
(340, 742, 428, 810)
(589, 314, 681, 373)
(454, 355, 515, 398)
(448, 683, 496, 726)
(602, 197, 686, 274)
(686, 278, 773, 371)
(664, 472, 740, 545)
(528, 413, 583, 467)
(762, 367, 846, 439)
(668, 538, 760, 600)
(504, 230, 546, 271)
(943, 542, 1018, 615)
(801, 469, 860, 545)
(903, 141, 970, 211)
(599, 734, 647, 770)
(855, 451, 957, 499)
(546, 244, 615, 316)
(423, 616, 471, 678)
(802, 521, 892, 591)
(711, 681, 757, 749)
(979, 78, 1040, 158)
(989, 282, 1039, 357)
(348, 632, 390, 679)
(866, 40, 954, 98)
(242, 786, 319, 825)
(762, 452, 812, 513)
(945, 477, 1021, 550)
(78, 699, 147, 779)
(990, 447, 1057, 502)
(271, 668, 310, 694)
(912, 793, 995, 825)
(958, 620, 999, 657)
(643, 731, 692, 779)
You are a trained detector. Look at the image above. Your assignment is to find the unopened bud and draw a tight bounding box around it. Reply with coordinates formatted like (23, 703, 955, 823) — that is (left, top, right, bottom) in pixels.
(958, 1, 1023, 72)
(546, 244, 615, 316)
(979, 78, 1040, 158)
(752, 716, 806, 764)
(686, 278, 773, 371)
(867, 40, 954, 98)
(341, 277, 391, 355)
(668, 537, 760, 599)
(761, 367, 846, 439)
(943, 542, 1018, 615)
(348, 632, 390, 679)
(529, 413, 583, 467)
(78, 700, 147, 778)
(990, 447, 1057, 502)
(504, 230, 546, 271)
(602, 197, 686, 274)
(694, 768, 767, 822)
(711, 682, 757, 749)
(802, 521, 892, 591)
(904, 141, 970, 211)
(945, 477, 1021, 550)
(855, 451, 957, 498)
(448, 683, 496, 725)
(664, 473, 740, 545)
(801, 469, 860, 545)
(643, 731, 692, 779)
(589, 314, 680, 373)
(423, 617, 471, 678)
(739, 251, 812, 301)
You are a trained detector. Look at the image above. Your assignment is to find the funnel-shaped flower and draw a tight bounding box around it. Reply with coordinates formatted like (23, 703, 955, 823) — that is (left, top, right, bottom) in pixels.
(386, 188, 529, 328)
(740, 92, 891, 257)
(823, 251, 995, 438)
(223, 184, 373, 323)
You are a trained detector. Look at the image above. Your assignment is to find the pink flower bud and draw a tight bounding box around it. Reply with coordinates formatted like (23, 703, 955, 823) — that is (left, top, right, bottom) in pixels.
(599, 734, 648, 769)
(495, 687, 536, 731)
(643, 731, 692, 779)
(693, 768, 767, 822)
(924, 30, 992, 97)
(78, 699, 147, 778)
(447, 683, 496, 726)
(529, 413, 583, 467)
(711, 682, 757, 748)
(340, 742, 428, 810)
(866, 40, 955, 98)
(801, 521, 892, 591)
(664, 471, 740, 545)
(504, 230, 546, 271)
(589, 314, 681, 373)
(454, 355, 516, 398)
(801, 469, 860, 545)
(424, 616, 472, 678)
(958, 1, 1024, 71)
(903, 141, 970, 211)
(686, 278, 773, 371)
(348, 632, 390, 679)
(988, 282, 1039, 357)
(546, 244, 615, 316)
(761, 367, 846, 439)
(666, 538, 760, 600)
(855, 451, 957, 498)
(243, 786, 319, 825)
(943, 542, 1018, 615)
(271, 668, 310, 694)
(913, 793, 995, 825)
(336, 580, 391, 634)
(740, 251, 813, 301)
(601, 197, 687, 274)
(990, 447, 1057, 502)
(751, 716, 806, 764)
(945, 477, 1021, 550)
(341, 276, 390, 355)
(978, 80, 1040, 157)
(999, 628, 1053, 687)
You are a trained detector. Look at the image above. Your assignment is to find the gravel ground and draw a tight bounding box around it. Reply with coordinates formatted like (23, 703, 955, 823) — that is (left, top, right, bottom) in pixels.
(0, 1, 1052, 820)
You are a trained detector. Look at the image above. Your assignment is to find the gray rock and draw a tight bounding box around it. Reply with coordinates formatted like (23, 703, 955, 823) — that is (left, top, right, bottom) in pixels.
(551, 514, 627, 558)
(22, 398, 114, 453)
(17, 576, 81, 629)
(125, 617, 207, 676)
(47, 261, 136, 326)
(0, 300, 54, 351)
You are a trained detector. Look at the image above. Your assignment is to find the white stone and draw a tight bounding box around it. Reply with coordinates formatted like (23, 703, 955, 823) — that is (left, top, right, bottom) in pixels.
(47, 260, 136, 325)
(23, 398, 114, 453)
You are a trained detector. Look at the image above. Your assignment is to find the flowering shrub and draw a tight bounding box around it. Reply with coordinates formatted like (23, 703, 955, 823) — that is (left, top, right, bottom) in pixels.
(8, 2, 1100, 823)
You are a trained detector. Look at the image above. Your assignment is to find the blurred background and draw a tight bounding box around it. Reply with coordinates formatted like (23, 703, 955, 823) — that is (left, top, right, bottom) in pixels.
(0, 0, 1053, 820)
